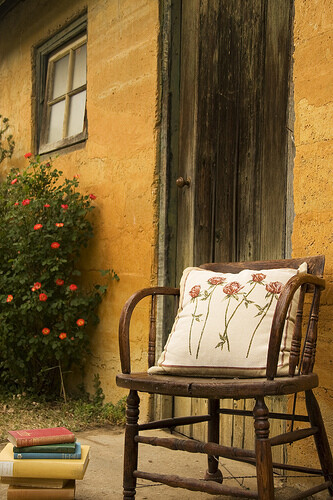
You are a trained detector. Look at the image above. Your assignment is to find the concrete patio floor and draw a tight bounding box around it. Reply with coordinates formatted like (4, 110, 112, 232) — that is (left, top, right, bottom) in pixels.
(0, 427, 329, 499)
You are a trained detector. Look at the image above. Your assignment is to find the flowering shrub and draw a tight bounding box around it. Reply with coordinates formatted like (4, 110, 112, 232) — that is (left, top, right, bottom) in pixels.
(0, 155, 116, 396)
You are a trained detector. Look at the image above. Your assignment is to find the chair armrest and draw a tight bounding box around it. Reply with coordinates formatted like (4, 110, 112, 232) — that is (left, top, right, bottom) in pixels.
(119, 286, 180, 374)
(266, 273, 325, 379)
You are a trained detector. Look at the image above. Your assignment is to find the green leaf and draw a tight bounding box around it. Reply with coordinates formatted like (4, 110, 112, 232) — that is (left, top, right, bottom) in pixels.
(99, 269, 110, 277)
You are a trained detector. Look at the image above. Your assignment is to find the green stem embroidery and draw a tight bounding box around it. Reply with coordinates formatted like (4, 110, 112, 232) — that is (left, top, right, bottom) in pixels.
(224, 297, 231, 338)
(219, 283, 257, 350)
(188, 299, 198, 355)
(246, 293, 274, 358)
(195, 285, 216, 359)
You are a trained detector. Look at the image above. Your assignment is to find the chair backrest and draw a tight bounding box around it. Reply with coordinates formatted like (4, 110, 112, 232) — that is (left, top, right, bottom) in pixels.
(200, 256, 325, 378)
(200, 256, 325, 276)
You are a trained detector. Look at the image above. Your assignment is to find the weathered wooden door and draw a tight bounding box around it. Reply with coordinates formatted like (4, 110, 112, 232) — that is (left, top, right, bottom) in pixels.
(161, 0, 294, 459)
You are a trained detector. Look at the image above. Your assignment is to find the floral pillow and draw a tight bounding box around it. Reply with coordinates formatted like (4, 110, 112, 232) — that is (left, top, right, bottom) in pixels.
(148, 265, 306, 377)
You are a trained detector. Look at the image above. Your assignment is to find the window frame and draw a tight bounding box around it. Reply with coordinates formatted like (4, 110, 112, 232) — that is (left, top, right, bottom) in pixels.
(34, 14, 87, 155)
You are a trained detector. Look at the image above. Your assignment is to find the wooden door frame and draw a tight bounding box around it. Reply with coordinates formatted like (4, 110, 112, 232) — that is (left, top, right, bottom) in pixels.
(154, 0, 181, 420)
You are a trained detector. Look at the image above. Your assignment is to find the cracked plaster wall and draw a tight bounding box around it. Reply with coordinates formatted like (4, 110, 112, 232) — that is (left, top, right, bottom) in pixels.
(289, 0, 333, 466)
(0, 0, 160, 419)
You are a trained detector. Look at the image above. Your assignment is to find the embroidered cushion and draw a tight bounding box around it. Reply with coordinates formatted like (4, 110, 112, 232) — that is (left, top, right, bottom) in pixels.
(148, 265, 306, 377)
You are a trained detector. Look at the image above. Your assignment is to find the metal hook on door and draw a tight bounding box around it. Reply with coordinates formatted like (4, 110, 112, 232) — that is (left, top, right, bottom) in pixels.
(176, 176, 191, 188)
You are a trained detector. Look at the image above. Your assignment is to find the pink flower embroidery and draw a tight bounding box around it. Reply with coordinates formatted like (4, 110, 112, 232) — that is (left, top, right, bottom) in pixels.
(208, 276, 226, 286)
(266, 281, 283, 294)
(251, 273, 266, 283)
(223, 282, 244, 295)
(189, 285, 201, 298)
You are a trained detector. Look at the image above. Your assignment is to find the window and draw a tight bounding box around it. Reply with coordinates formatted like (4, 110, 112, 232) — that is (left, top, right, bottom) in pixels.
(35, 15, 87, 154)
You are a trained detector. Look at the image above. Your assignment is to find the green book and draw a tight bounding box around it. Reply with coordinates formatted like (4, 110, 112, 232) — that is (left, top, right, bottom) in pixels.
(13, 441, 77, 454)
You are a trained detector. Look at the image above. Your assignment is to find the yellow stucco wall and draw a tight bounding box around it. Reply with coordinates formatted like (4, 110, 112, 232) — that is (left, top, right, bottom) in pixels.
(0, 0, 160, 416)
(290, 0, 333, 465)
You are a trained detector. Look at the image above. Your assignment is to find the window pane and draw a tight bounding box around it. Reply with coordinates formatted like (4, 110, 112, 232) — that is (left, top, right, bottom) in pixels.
(72, 43, 87, 90)
(52, 54, 69, 99)
(67, 90, 86, 137)
(48, 100, 65, 143)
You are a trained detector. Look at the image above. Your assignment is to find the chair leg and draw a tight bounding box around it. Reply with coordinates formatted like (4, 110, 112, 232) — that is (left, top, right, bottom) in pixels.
(204, 398, 223, 483)
(305, 389, 333, 496)
(254, 397, 275, 500)
(123, 390, 140, 499)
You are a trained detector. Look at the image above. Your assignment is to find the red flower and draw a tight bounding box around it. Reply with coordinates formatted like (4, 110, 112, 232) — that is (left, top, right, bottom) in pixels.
(34, 224, 43, 230)
(14, 202, 19, 206)
(223, 282, 244, 295)
(71, 337, 75, 340)
(73, 174, 80, 179)
(39, 293, 48, 301)
(69, 284, 78, 291)
(11, 178, 18, 185)
(33, 282, 42, 290)
(24, 153, 32, 158)
(51, 242, 60, 249)
(89, 194, 96, 200)
(6, 295, 13, 303)
(22, 199, 30, 206)
(251, 273, 266, 283)
(61, 204, 69, 210)
(208, 277, 226, 286)
(42, 328, 50, 335)
(55, 223, 64, 227)
(59, 332, 67, 340)
(44, 204, 50, 208)
(266, 281, 283, 294)
(76, 318, 85, 327)
(189, 285, 201, 299)
(31, 287, 36, 292)
(56, 279, 64, 286)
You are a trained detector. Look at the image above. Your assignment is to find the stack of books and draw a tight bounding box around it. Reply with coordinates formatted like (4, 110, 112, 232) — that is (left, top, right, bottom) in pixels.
(0, 427, 90, 499)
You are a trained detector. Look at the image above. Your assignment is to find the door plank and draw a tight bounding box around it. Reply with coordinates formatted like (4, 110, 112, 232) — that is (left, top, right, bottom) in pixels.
(260, 0, 293, 259)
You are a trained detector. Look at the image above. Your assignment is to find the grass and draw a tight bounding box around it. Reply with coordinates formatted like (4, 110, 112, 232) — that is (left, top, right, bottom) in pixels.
(0, 393, 126, 443)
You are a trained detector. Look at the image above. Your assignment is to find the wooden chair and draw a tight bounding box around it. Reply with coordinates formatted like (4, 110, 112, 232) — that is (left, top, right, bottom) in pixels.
(116, 256, 333, 499)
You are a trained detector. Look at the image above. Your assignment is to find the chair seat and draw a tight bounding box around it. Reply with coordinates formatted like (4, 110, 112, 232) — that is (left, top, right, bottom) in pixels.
(116, 371, 318, 399)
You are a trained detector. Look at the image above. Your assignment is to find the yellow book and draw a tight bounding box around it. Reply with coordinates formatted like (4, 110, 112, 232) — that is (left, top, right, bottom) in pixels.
(0, 477, 69, 488)
(0, 444, 89, 480)
(7, 480, 75, 499)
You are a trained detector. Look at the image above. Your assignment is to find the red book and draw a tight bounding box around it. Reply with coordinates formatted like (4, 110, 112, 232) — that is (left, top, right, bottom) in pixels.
(7, 427, 75, 447)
